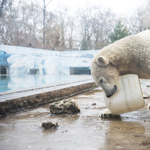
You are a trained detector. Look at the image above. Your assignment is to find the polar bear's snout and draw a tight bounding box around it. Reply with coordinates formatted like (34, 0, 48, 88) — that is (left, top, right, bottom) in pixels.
(106, 85, 117, 98)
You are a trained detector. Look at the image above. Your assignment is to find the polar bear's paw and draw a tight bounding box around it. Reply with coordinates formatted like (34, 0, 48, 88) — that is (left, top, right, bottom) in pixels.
(98, 108, 120, 118)
(147, 103, 150, 111)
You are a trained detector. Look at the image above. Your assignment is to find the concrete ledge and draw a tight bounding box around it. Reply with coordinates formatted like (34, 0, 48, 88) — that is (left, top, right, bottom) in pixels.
(0, 81, 96, 115)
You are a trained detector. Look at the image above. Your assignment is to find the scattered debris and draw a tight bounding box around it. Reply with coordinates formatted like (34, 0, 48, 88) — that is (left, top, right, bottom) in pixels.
(85, 106, 90, 109)
(116, 146, 123, 149)
(49, 99, 80, 114)
(133, 135, 145, 137)
(42, 122, 58, 129)
(90, 102, 96, 105)
(143, 93, 150, 99)
(85, 102, 96, 109)
(62, 130, 68, 133)
(140, 141, 150, 146)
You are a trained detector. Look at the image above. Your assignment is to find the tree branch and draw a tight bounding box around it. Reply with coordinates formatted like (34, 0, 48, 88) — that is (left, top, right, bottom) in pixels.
(0, 0, 6, 18)
(46, 0, 52, 8)
(36, 1, 43, 11)
(16, 0, 22, 14)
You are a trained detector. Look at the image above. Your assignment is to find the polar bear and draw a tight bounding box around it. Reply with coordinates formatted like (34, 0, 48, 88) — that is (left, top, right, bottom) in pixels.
(91, 30, 150, 117)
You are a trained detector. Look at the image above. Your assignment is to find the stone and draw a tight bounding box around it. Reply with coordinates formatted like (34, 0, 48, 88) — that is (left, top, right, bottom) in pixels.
(89, 102, 96, 105)
(42, 122, 58, 129)
(49, 99, 80, 114)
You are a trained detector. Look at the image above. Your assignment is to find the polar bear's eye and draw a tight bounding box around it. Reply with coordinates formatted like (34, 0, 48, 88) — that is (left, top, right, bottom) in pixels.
(100, 79, 103, 84)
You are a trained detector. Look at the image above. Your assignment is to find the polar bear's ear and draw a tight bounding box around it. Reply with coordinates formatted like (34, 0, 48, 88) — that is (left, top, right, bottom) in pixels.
(96, 56, 108, 66)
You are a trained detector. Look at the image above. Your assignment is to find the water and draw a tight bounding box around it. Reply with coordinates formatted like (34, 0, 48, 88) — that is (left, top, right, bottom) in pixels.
(0, 75, 93, 93)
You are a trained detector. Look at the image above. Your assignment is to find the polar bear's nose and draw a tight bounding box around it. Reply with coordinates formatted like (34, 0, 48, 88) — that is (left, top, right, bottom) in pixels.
(106, 94, 112, 98)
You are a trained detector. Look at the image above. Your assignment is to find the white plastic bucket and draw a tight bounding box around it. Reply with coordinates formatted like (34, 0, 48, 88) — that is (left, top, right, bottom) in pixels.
(104, 74, 145, 114)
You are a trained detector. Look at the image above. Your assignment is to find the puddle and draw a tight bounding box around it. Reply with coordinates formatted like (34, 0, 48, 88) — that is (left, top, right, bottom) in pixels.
(1, 85, 150, 150)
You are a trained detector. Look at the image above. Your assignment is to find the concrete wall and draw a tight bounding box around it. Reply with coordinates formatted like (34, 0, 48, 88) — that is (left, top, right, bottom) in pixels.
(0, 81, 96, 115)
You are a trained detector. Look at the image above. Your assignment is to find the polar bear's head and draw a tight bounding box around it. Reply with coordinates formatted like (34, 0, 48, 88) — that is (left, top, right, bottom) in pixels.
(91, 56, 119, 98)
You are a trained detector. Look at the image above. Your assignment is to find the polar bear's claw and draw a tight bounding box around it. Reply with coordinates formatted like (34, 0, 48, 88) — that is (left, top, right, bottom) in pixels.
(99, 108, 120, 118)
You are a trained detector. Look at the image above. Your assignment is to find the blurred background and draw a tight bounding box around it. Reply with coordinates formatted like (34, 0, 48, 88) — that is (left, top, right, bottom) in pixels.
(0, 0, 150, 93)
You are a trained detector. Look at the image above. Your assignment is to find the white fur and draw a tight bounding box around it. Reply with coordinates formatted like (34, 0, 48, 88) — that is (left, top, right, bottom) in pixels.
(98, 108, 119, 118)
(91, 30, 150, 118)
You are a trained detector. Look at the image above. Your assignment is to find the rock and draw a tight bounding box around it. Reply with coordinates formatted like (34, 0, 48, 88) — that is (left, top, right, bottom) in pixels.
(49, 99, 80, 114)
(90, 102, 96, 105)
(42, 122, 58, 129)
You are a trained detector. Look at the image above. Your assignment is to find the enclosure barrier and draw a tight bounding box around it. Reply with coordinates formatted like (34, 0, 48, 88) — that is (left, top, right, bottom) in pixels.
(0, 81, 96, 115)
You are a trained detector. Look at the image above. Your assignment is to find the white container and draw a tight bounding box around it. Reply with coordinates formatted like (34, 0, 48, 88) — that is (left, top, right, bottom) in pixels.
(104, 74, 145, 114)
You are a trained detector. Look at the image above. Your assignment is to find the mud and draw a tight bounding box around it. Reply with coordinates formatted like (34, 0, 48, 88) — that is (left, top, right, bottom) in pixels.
(0, 86, 150, 150)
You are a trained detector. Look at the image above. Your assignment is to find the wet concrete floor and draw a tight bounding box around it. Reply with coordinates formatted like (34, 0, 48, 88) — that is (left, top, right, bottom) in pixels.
(1, 84, 150, 150)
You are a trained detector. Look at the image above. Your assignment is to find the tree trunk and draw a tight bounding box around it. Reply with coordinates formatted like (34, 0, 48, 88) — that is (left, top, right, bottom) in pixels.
(43, 0, 46, 49)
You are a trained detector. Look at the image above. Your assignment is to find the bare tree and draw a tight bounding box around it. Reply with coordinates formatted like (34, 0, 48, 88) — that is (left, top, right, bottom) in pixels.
(1, 0, 20, 45)
(57, 8, 68, 50)
(42, 0, 53, 49)
(78, 5, 115, 50)
(19, 2, 41, 48)
(67, 16, 75, 50)
(92, 7, 115, 49)
(0, 0, 7, 18)
(78, 6, 94, 50)
(129, 0, 150, 34)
